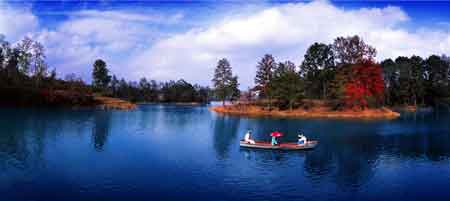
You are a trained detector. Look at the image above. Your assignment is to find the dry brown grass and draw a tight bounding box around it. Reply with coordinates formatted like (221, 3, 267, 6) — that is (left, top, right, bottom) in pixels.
(210, 104, 400, 119)
(94, 96, 137, 110)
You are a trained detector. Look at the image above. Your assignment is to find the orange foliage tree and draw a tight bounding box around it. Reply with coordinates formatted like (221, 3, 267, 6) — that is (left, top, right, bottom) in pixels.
(344, 60, 385, 109)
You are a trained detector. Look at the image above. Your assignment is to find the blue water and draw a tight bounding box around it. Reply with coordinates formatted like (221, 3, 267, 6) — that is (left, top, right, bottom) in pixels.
(1, 104, 450, 201)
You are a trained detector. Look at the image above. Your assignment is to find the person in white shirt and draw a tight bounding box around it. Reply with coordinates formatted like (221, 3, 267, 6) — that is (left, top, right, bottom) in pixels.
(244, 130, 256, 144)
(298, 134, 307, 145)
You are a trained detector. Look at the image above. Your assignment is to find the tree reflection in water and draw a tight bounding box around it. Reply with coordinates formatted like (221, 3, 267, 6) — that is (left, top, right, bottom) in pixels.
(212, 115, 240, 159)
(234, 112, 450, 189)
(92, 111, 112, 151)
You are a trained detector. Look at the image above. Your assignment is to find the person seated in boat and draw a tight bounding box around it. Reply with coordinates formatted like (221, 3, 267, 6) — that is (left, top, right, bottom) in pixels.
(271, 136, 278, 146)
(298, 134, 307, 145)
(244, 130, 256, 144)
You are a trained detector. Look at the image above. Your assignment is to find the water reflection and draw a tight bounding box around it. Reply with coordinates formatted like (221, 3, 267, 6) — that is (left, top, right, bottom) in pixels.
(316, 128, 449, 185)
(91, 111, 112, 151)
(1, 106, 450, 201)
(0, 115, 31, 171)
(236, 112, 450, 188)
(0, 108, 94, 171)
(212, 115, 240, 159)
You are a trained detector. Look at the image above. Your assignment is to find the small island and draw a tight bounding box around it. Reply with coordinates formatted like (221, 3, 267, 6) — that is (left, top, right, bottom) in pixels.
(210, 103, 400, 119)
(209, 36, 450, 119)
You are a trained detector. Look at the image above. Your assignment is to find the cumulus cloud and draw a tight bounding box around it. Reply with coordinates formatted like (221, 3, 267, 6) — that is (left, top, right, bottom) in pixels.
(1, 4, 183, 80)
(2, 1, 450, 88)
(73, 10, 184, 25)
(0, 5, 38, 41)
(129, 1, 450, 87)
(35, 10, 181, 80)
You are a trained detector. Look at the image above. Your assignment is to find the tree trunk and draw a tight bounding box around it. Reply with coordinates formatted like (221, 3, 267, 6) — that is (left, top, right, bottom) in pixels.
(414, 94, 417, 107)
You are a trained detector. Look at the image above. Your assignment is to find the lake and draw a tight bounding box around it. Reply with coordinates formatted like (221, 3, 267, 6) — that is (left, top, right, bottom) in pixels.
(1, 104, 450, 201)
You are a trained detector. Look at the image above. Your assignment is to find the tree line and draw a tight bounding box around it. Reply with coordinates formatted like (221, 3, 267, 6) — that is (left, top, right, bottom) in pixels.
(0, 35, 94, 106)
(2, 33, 449, 109)
(0, 34, 211, 106)
(213, 35, 450, 110)
(91, 59, 211, 103)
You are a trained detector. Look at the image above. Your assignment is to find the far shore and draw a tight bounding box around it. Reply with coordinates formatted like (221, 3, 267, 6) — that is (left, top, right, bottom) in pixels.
(210, 104, 401, 119)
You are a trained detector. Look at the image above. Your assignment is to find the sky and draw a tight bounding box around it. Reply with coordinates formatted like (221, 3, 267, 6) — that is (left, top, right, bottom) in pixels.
(1, 0, 450, 88)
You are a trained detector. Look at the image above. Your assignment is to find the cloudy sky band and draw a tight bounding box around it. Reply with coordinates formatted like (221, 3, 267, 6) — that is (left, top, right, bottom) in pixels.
(1, 0, 449, 88)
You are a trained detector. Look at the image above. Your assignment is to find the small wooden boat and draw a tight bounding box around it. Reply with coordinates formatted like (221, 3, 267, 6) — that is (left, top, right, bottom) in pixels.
(239, 140, 318, 150)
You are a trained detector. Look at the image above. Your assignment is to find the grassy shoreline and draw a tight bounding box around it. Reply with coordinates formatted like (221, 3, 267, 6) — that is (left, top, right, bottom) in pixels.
(210, 104, 400, 119)
(94, 96, 137, 110)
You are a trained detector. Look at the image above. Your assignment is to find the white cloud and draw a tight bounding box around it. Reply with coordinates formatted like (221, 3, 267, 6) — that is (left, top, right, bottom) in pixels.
(129, 1, 450, 88)
(35, 10, 177, 80)
(0, 5, 38, 41)
(2, 1, 450, 88)
(73, 10, 184, 25)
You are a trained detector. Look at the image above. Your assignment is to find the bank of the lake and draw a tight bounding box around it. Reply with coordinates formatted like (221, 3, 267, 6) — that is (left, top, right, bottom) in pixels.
(94, 96, 137, 110)
(210, 104, 400, 119)
(0, 87, 136, 110)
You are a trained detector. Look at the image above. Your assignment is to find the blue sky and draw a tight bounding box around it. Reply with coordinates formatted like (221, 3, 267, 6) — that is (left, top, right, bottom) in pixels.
(1, 1, 450, 88)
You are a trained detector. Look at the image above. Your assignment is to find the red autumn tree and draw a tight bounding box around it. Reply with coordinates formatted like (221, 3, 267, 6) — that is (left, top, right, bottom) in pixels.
(344, 60, 385, 109)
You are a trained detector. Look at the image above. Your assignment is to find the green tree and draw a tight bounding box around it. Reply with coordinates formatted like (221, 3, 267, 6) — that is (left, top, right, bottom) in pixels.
(424, 55, 450, 104)
(139, 77, 152, 101)
(31, 41, 48, 88)
(92, 59, 111, 91)
(16, 37, 34, 75)
(5, 48, 20, 84)
(409, 55, 426, 106)
(380, 58, 399, 106)
(272, 61, 304, 110)
(0, 34, 8, 70)
(255, 54, 276, 109)
(212, 58, 233, 105)
(395, 56, 412, 105)
(328, 64, 352, 108)
(332, 35, 376, 65)
(110, 75, 119, 96)
(300, 43, 335, 99)
(229, 76, 240, 102)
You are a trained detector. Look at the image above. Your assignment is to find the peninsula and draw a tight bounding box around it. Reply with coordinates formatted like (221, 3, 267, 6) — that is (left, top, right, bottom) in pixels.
(210, 104, 400, 119)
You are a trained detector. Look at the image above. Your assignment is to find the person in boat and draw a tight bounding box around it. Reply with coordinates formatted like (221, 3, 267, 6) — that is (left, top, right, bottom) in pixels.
(271, 136, 278, 146)
(244, 130, 256, 144)
(298, 134, 307, 145)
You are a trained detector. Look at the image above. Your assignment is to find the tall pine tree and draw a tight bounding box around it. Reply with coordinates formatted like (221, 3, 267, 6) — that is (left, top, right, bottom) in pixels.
(272, 61, 304, 110)
(255, 54, 276, 109)
(229, 76, 240, 102)
(212, 58, 237, 105)
(300, 43, 335, 99)
(92, 59, 111, 91)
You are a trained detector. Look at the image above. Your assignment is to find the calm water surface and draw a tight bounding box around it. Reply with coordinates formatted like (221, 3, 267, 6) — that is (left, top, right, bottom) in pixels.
(1, 104, 450, 201)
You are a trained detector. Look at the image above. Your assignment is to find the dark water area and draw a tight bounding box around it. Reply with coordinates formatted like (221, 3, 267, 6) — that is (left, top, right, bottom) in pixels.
(1, 104, 450, 201)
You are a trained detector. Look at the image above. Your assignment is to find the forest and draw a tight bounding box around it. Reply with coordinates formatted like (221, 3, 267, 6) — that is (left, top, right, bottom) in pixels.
(0, 35, 211, 106)
(213, 35, 450, 110)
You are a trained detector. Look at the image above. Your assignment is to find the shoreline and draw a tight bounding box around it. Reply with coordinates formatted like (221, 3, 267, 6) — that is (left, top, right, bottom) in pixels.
(137, 102, 207, 106)
(0, 87, 137, 110)
(210, 105, 400, 119)
(94, 96, 137, 110)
